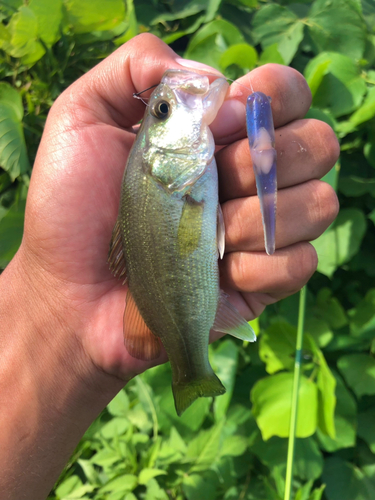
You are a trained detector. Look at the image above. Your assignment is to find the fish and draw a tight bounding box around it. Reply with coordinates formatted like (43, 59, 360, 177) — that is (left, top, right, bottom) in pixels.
(109, 69, 256, 416)
(246, 92, 277, 256)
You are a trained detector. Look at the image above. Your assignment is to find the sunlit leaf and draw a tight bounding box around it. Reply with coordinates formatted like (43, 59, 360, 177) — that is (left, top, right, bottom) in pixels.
(305, 52, 367, 117)
(251, 372, 318, 440)
(29, 0, 62, 46)
(138, 468, 167, 485)
(308, 0, 367, 60)
(211, 339, 239, 420)
(65, 0, 126, 33)
(252, 4, 305, 64)
(219, 43, 257, 71)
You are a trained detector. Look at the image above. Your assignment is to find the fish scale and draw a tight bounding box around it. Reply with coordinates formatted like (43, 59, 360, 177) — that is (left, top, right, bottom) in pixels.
(109, 69, 256, 415)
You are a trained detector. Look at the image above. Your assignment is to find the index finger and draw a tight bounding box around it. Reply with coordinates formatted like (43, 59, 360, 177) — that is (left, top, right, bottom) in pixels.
(211, 64, 312, 145)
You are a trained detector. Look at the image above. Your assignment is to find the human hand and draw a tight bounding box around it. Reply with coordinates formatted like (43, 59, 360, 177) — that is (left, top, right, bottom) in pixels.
(12, 34, 339, 384)
(0, 33, 339, 499)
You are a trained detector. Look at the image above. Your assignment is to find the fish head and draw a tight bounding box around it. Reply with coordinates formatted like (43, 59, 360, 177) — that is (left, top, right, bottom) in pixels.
(144, 69, 229, 152)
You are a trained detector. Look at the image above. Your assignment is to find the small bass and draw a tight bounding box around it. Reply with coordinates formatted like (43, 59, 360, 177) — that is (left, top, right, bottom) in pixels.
(109, 70, 255, 415)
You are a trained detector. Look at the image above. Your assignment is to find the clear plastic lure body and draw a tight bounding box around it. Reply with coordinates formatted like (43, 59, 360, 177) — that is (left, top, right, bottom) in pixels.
(246, 92, 277, 255)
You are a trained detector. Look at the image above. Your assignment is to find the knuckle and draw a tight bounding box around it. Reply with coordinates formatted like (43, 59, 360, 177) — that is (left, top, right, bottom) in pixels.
(312, 119, 340, 167)
(288, 243, 317, 291)
(307, 179, 340, 230)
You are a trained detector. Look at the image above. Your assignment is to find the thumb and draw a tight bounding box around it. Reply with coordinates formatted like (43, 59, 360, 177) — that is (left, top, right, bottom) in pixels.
(54, 33, 223, 129)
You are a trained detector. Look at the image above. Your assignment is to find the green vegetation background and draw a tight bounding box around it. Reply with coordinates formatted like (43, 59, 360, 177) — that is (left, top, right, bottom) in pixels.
(1, 0, 375, 499)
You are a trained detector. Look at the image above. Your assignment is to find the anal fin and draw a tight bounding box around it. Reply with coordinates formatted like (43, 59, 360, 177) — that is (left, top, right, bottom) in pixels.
(213, 292, 256, 342)
(123, 289, 161, 361)
(108, 218, 127, 283)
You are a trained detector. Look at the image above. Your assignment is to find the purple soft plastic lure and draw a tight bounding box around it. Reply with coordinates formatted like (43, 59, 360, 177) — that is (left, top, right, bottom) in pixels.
(246, 92, 277, 255)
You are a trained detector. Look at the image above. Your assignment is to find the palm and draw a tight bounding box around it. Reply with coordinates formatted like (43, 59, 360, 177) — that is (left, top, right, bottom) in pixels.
(25, 112, 163, 378)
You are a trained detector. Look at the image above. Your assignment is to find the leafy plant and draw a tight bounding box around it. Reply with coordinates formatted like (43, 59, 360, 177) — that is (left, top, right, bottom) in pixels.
(1, 0, 375, 499)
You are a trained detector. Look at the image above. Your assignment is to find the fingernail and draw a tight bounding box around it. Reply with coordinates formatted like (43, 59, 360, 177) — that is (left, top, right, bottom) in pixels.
(175, 58, 224, 76)
(210, 99, 246, 139)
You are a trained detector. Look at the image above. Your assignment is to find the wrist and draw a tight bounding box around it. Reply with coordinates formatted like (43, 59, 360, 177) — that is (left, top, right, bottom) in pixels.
(0, 250, 123, 499)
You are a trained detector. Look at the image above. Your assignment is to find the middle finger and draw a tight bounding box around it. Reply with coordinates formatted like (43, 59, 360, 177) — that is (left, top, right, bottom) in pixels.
(216, 118, 340, 202)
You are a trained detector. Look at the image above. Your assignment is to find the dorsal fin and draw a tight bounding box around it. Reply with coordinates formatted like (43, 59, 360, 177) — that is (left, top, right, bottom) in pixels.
(108, 218, 127, 283)
(123, 289, 162, 361)
(213, 292, 256, 342)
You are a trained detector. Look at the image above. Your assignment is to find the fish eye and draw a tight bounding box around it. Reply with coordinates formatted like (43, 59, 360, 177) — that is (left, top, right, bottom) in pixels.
(151, 100, 171, 120)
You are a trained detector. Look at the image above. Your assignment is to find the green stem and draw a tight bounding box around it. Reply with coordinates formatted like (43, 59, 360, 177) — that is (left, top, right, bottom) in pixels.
(284, 286, 307, 500)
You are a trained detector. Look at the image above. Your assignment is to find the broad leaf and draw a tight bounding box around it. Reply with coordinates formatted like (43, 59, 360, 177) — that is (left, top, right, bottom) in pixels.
(251, 372, 318, 440)
(138, 468, 167, 485)
(305, 52, 367, 118)
(338, 354, 375, 398)
(308, 0, 367, 60)
(0, 197, 25, 267)
(29, 0, 62, 46)
(251, 436, 323, 481)
(219, 43, 257, 72)
(349, 86, 375, 127)
(65, 0, 125, 33)
(185, 19, 244, 69)
(322, 457, 372, 500)
(317, 371, 357, 452)
(312, 208, 367, 277)
(210, 339, 239, 420)
(252, 4, 305, 64)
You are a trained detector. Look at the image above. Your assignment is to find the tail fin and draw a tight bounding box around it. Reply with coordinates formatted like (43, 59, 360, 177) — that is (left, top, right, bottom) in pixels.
(172, 371, 226, 416)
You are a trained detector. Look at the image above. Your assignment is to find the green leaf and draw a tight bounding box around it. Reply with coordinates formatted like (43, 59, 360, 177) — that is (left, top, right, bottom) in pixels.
(220, 435, 247, 457)
(138, 468, 167, 485)
(185, 19, 244, 69)
(258, 43, 285, 65)
(315, 288, 348, 330)
(338, 354, 375, 398)
(357, 408, 375, 453)
(252, 4, 305, 65)
(0, 82, 23, 121)
(185, 420, 225, 472)
(308, 0, 367, 60)
(304, 316, 333, 348)
(364, 140, 375, 169)
(349, 86, 375, 127)
(259, 320, 296, 374)
(29, 0, 62, 46)
(0, 197, 25, 268)
(182, 472, 218, 500)
(305, 52, 367, 118)
(98, 417, 129, 439)
(98, 474, 138, 494)
(317, 371, 357, 452)
(312, 343, 336, 438)
(322, 457, 372, 500)
(348, 289, 375, 338)
(251, 436, 323, 481)
(55, 475, 83, 497)
(211, 339, 239, 420)
(5, 6, 39, 57)
(107, 389, 130, 417)
(0, 86, 29, 181)
(251, 372, 318, 440)
(65, 0, 125, 34)
(219, 43, 257, 72)
(312, 208, 367, 277)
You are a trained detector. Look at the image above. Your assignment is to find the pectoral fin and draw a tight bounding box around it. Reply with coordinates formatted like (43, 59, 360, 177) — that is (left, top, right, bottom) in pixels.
(213, 292, 256, 342)
(123, 289, 162, 361)
(108, 219, 127, 283)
